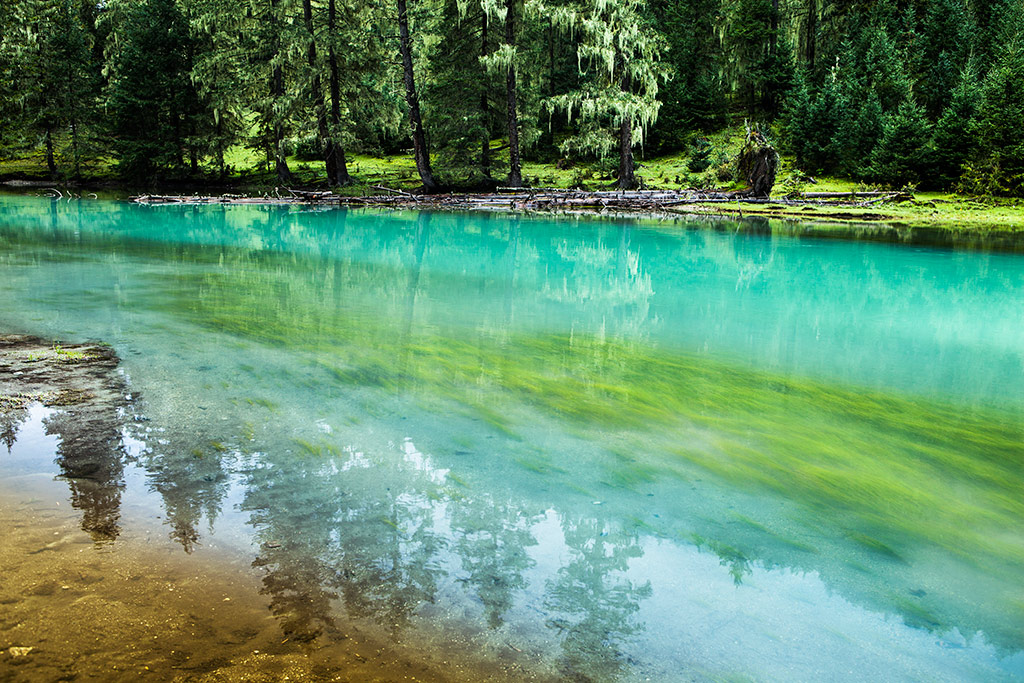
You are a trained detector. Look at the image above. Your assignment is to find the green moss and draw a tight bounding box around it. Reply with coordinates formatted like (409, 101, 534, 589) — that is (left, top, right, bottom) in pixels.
(847, 533, 906, 563)
(888, 592, 943, 630)
(446, 472, 469, 488)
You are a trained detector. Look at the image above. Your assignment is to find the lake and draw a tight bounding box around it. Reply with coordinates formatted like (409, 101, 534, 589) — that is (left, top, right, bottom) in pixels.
(1, 195, 1022, 681)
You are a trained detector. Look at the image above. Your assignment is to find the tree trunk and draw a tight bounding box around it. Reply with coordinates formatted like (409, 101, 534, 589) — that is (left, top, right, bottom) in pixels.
(548, 18, 555, 98)
(504, 0, 522, 187)
(216, 119, 226, 178)
(617, 117, 637, 190)
(303, 0, 337, 185)
(736, 126, 779, 198)
(805, 0, 817, 72)
(327, 0, 352, 185)
(765, 0, 780, 114)
(396, 0, 439, 193)
(271, 0, 292, 185)
(770, 0, 779, 57)
(480, 12, 492, 181)
(617, 71, 636, 190)
(45, 125, 56, 178)
(70, 119, 81, 179)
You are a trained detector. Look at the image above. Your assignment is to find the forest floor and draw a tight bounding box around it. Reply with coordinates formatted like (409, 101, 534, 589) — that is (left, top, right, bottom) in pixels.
(3, 125, 1023, 232)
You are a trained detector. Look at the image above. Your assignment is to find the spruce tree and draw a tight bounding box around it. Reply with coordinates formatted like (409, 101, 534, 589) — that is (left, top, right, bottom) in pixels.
(650, 0, 725, 152)
(785, 62, 848, 174)
(106, 0, 203, 181)
(931, 63, 982, 188)
(722, 0, 794, 117)
(396, 0, 439, 192)
(968, 6, 1024, 194)
(918, 0, 975, 118)
(188, 0, 249, 177)
(870, 97, 932, 187)
(425, 0, 495, 187)
(2, 0, 96, 177)
(841, 89, 883, 179)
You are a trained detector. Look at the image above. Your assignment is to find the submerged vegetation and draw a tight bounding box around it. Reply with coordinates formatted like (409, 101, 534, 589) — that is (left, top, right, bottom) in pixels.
(168, 262, 1024, 576)
(57, 207, 1005, 649)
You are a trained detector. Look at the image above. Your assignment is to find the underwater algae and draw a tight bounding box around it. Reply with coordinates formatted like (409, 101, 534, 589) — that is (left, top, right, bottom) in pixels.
(147, 256, 1024, 649)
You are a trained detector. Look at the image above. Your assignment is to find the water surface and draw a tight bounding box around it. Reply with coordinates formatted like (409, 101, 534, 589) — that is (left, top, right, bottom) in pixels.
(1, 196, 1022, 681)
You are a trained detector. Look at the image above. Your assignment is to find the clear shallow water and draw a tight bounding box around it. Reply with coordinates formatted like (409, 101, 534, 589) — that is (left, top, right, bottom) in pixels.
(1, 195, 1023, 681)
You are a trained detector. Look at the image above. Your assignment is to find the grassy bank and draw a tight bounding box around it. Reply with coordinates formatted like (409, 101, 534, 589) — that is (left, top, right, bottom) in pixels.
(3, 125, 1024, 231)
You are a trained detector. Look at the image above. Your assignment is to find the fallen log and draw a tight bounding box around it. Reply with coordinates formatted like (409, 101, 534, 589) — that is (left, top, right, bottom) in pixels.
(372, 185, 415, 197)
(130, 188, 907, 213)
(796, 191, 912, 200)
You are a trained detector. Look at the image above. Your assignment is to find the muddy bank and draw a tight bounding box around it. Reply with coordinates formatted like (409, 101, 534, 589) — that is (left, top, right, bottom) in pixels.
(0, 335, 550, 682)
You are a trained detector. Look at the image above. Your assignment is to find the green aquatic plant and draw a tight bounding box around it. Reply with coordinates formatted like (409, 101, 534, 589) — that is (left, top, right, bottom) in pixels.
(144, 246, 1024, 647)
(53, 342, 93, 363)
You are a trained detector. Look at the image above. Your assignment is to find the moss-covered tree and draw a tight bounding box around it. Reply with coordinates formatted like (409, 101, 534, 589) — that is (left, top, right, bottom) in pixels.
(545, 0, 668, 189)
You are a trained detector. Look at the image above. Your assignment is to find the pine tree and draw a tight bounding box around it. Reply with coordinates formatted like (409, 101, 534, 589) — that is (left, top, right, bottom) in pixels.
(841, 88, 883, 179)
(723, 0, 770, 112)
(650, 0, 725, 152)
(722, 0, 794, 117)
(785, 62, 848, 174)
(500, 0, 524, 186)
(917, 0, 975, 118)
(396, 0, 439, 192)
(967, 5, 1024, 194)
(323, 0, 358, 186)
(188, 0, 249, 177)
(1, 0, 97, 177)
(294, 0, 358, 185)
(425, 0, 495, 186)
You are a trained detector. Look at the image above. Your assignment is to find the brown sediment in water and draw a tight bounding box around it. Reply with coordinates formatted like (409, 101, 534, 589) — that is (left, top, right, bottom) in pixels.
(0, 484, 492, 682)
(0, 335, 551, 682)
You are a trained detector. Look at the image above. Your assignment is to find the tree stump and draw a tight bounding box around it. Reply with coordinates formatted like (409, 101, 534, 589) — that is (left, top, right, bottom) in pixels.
(736, 125, 780, 198)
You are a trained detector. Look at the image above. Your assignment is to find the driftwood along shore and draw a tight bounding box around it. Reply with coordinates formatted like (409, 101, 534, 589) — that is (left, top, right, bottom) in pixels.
(131, 187, 912, 212)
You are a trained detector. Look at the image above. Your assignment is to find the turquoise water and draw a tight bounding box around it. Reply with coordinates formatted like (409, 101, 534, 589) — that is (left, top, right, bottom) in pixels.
(1, 195, 1022, 681)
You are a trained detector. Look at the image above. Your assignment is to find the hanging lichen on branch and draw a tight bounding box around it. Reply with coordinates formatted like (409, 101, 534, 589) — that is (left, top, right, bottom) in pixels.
(539, 0, 668, 189)
(735, 122, 779, 198)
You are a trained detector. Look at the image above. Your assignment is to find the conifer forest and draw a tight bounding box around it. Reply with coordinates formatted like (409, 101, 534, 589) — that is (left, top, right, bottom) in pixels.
(1, 0, 1023, 195)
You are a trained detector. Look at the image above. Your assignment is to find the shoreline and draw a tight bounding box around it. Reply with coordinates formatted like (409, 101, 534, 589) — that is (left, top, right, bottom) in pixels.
(4, 181, 1023, 234)
(0, 334, 556, 682)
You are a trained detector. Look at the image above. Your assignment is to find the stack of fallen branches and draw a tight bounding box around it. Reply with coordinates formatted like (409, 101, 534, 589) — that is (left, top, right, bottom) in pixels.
(131, 187, 913, 212)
